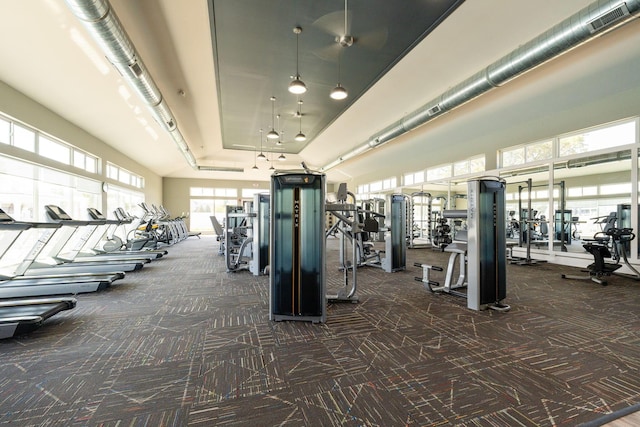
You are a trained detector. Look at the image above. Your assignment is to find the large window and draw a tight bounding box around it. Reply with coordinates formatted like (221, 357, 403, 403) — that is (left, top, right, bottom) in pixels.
(559, 120, 635, 157)
(106, 185, 144, 220)
(189, 187, 240, 232)
(426, 164, 452, 182)
(0, 113, 99, 173)
(13, 124, 36, 152)
(0, 117, 10, 145)
(0, 154, 101, 222)
(453, 155, 486, 177)
(39, 135, 71, 165)
(404, 171, 424, 186)
(106, 162, 144, 189)
(501, 140, 553, 168)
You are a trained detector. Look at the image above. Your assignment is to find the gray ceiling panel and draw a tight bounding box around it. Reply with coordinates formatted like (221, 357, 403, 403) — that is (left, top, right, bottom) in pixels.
(208, 0, 464, 153)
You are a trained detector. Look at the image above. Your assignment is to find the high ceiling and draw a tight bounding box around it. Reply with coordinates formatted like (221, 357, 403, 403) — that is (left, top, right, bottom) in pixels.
(209, 0, 462, 156)
(0, 0, 634, 184)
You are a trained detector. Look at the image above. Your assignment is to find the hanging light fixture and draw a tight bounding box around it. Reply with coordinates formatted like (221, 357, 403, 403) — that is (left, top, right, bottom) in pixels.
(257, 129, 267, 161)
(330, 49, 348, 100)
(295, 99, 306, 141)
(278, 153, 286, 161)
(331, 0, 349, 100)
(288, 26, 307, 95)
(267, 97, 279, 139)
(252, 148, 259, 170)
(269, 152, 275, 170)
(276, 114, 283, 145)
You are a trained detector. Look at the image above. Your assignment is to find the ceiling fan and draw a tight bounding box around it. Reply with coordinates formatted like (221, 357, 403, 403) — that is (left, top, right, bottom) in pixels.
(311, 0, 388, 61)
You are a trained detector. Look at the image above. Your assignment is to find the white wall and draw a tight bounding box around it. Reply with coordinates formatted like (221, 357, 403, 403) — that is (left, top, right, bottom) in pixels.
(0, 81, 163, 209)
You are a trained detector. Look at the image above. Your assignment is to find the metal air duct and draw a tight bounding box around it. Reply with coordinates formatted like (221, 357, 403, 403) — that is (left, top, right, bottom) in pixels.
(64, 0, 240, 172)
(197, 166, 245, 173)
(321, 0, 639, 172)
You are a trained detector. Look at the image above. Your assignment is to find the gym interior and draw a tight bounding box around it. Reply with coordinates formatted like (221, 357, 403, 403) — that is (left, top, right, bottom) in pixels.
(1, 1, 640, 426)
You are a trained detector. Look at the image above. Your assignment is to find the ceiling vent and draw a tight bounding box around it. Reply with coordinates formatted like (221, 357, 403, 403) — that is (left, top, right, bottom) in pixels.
(128, 60, 143, 78)
(587, 2, 630, 33)
(427, 104, 441, 116)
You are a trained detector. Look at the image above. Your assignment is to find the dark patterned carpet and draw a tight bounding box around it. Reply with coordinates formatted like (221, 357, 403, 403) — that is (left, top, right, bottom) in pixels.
(1, 236, 639, 426)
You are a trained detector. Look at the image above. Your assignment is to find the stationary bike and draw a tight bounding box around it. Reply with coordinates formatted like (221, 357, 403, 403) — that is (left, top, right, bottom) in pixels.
(562, 227, 636, 286)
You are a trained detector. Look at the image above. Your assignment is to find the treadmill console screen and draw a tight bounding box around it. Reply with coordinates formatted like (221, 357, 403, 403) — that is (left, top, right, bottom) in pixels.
(0, 208, 13, 222)
(46, 205, 73, 220)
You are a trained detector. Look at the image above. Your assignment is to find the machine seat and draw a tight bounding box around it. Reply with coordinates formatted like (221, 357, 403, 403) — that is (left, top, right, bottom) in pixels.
(445, 242, 467, 254)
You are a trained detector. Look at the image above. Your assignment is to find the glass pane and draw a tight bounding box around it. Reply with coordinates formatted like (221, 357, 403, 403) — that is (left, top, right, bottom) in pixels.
(453, 160, 468, 176)
(190, 199, 214, 232)
(427, 164, 451, 181)
(404, 174, 414, 185)
(118, 169, 130, 184)
(242, 188, 263, 198)
(86, 155, 97, 173)
(13, 124, 35, 152)
(106, 185, 144, 221)
(73, 150, 85, 168)
(0, 117, 9, 145)
(0, 174, 35, 221)
(39, 135, 70, 164)
(554, 149, 631, 253)
(502, 147, 524, 167)
(559, 120, 636, 157)
(107, 164, 119, 179)
(501, 165, 549, 247)
(470, 156, 486, 173)
(526, 140, 553, 162)
(370, 181, 382, 192)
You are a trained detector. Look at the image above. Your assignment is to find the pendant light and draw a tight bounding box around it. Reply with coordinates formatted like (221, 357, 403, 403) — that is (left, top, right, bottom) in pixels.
(276, 114, 283, 145)
(295, 99, 306, 141)
(257, 129, 267, 160)
(278, 153, 286, 161)
(269, 152, 275, 170)
(330, 49, 348, 100)
(331, 0, 349, 100)
(252, 148, 258, 170)
(267, 97, 279, 139)
(288, 26, 307, 95)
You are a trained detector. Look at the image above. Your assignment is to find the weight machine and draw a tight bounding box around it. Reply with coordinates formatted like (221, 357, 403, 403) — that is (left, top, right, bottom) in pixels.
(249, 193, 270, 276)
(367, 194, 407, 272)
(325, 184, 361, 303)
(224, 203, 255, 272)
(359, 198, 385, 242)
(430, 196, 451, 250)
(414, 210, 468, 297)
(415, 178, 510, 311)
(408, 192, 432, 249)
(270, 171, 326, 323)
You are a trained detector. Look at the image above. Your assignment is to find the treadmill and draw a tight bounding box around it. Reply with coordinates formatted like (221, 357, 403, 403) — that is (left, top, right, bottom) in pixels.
(27, 206, 149, 274)
(0, 209, 124, 298)
(44, 205, 157, 264)
(0, 297, 77, 339)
